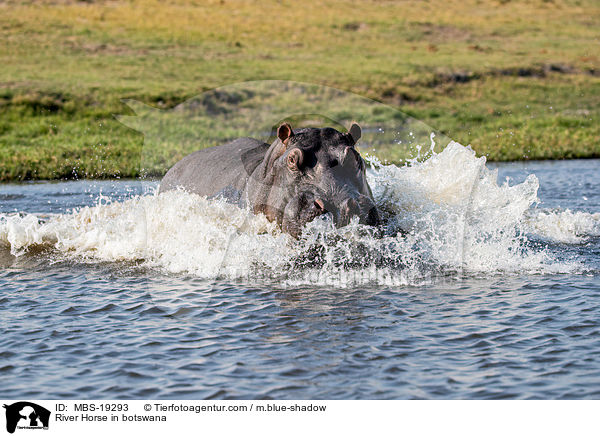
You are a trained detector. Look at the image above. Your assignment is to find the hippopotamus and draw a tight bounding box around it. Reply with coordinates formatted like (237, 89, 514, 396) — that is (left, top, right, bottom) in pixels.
(159, 122, 380, 237)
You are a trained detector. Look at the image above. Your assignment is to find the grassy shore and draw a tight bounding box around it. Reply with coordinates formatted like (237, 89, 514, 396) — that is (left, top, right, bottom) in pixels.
(0, 0, 599, 181)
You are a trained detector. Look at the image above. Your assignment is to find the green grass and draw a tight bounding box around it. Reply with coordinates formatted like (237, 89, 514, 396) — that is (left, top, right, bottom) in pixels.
(0, 0, 599, 181)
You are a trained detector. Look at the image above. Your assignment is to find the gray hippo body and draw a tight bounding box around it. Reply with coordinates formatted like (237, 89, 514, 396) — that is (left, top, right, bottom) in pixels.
(159, 123, 380, 237)
(160, 137, 268, 203)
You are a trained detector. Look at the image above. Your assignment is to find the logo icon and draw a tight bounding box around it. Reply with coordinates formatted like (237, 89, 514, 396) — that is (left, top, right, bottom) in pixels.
(3, 402, 50, 434)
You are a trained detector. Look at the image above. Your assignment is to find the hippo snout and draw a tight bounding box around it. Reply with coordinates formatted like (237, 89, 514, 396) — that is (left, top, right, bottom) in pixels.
(282, 191, 380, 238)
(333, 195, 380, 228)
(314, 195, 379, 229)
(282, 191, 328, 238)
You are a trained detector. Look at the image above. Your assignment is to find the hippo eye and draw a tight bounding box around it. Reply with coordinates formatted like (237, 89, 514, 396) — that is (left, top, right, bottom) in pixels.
(287, 148, 304, 171)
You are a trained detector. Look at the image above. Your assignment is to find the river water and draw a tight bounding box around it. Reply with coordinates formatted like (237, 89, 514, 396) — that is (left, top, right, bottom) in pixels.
(1, 143, 599, 399)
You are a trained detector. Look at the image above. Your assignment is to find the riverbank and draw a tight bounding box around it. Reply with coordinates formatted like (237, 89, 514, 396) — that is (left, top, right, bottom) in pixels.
(1, 0, 599, 181)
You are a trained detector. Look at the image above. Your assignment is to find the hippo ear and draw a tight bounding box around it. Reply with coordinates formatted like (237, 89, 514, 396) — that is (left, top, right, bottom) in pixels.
(277, 123, 294, 144)
(348, 122, 361, 144)
(257, 123, 295, 179)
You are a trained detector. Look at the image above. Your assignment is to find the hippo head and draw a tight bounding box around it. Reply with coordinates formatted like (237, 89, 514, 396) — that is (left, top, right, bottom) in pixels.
(247, 123, 380, 238)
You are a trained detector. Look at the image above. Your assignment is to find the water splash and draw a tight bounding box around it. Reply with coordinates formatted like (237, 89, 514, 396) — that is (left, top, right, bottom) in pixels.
(0, 142, 593, 285)
(525, 209, 600, 244)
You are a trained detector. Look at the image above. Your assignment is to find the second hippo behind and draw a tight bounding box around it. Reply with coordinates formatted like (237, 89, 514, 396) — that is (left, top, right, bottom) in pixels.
(159, 122, 381, 238)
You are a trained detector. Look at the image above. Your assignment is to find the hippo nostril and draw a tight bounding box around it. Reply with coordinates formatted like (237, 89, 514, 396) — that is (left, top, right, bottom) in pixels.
(365, 206, 381, 226)
(343, 198, 359, 214)
(314, 198, 326, 212)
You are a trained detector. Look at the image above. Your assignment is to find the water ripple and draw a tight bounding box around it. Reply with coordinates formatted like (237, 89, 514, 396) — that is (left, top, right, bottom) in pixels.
(1, 162, 600, 398)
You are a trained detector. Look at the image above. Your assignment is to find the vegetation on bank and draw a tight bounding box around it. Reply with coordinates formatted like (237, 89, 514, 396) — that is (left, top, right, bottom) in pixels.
(0, 0, 599, 181)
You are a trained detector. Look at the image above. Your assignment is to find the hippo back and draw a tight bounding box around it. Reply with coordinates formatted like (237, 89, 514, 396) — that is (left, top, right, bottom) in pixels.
(159, 137, 269, 203)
